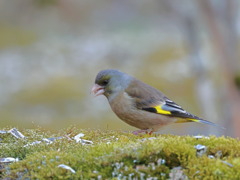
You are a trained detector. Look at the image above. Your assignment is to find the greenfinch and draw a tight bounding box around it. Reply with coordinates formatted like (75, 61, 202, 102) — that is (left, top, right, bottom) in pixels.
(91, 69, 221, 134)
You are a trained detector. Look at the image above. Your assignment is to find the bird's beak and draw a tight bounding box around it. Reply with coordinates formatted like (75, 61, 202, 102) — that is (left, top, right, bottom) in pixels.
(91, 84, 105, 96)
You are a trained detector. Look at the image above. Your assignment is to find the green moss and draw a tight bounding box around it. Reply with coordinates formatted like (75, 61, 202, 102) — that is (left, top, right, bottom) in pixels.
(1, 128, 240, 179)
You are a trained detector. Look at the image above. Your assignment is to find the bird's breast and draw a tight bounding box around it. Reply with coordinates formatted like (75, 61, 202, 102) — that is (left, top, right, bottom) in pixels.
(109, 92, 174, 130)
(109, 92, 134, 119)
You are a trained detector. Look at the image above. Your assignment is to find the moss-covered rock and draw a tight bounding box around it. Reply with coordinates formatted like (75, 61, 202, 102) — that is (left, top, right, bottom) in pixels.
(0, 128, 239, 179)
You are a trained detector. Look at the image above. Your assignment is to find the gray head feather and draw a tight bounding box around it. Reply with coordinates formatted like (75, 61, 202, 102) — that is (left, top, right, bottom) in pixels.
(95, 69, 133, 100)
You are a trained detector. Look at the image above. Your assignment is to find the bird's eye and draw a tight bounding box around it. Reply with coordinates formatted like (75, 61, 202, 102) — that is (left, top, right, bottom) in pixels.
(102, 80, 109, 85)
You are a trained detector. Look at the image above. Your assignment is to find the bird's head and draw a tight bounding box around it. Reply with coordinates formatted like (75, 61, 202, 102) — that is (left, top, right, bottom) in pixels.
(91, 69, 132, 100)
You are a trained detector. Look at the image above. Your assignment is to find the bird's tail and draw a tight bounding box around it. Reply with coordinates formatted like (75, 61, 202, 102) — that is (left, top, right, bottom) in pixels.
(188, 118, 225, 130)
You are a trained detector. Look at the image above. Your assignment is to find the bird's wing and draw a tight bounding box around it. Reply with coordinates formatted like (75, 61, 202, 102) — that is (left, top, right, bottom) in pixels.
(141, 97, 221, 127)
(125, 79, 220, 127)
(141, 97, 200, 121)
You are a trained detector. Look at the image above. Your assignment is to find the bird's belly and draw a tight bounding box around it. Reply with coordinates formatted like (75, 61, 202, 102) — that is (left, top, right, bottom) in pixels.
(109, 92, 175, 130)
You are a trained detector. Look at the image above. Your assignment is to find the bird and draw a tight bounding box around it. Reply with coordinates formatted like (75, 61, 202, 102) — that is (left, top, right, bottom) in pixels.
(91, 69, 222, 134)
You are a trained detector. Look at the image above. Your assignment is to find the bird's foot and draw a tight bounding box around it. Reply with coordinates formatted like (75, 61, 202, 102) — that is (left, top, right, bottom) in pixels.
(132, 129, 153, 135)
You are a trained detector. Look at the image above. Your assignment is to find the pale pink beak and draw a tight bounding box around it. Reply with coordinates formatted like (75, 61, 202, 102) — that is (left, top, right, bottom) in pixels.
(91, 84, 105, 96)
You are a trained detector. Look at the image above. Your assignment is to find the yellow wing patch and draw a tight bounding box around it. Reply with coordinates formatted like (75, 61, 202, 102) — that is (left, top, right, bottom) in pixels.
(153, 105, 171, 115)
(187, 118, 200, 122)
(176, 118, 199, 123)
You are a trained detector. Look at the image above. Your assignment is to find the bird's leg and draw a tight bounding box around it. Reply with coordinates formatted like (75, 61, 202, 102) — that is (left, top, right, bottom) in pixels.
(148, 130, 154, 135)
(132, 129, 153, 135)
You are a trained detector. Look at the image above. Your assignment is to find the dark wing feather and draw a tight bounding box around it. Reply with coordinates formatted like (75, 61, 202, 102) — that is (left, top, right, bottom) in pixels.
(162, 98, 201, 119)
(125, 79, 223, 128)
(125, 79, 199, 119)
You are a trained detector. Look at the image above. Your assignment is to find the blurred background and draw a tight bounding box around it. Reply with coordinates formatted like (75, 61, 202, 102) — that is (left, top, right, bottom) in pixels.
(0, 0, 239, 137)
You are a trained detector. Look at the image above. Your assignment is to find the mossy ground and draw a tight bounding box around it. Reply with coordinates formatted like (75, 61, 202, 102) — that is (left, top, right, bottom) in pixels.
(0, 127, 240, 179)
